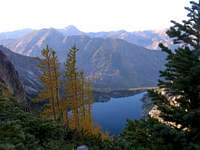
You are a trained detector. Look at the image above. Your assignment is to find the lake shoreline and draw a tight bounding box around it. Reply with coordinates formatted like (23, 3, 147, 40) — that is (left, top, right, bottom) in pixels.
(94, 87, 155, 102)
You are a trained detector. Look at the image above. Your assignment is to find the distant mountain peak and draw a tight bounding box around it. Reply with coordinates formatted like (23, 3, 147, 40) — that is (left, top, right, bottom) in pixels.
(65, 25, 79, 31)
(61, 25, 83, 36)
(118, 30, 127, 33)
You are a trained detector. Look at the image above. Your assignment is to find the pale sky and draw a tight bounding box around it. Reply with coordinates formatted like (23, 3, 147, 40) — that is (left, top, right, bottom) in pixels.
(0, 0, 193, 32)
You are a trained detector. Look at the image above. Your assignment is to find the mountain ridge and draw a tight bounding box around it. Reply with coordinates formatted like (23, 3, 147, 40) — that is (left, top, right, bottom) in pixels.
(0, 26, 172, 50)
(0, 28, 166, 90)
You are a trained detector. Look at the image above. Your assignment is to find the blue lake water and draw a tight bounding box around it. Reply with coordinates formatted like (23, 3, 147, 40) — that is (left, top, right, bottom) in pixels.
(92, 92, 146, 135)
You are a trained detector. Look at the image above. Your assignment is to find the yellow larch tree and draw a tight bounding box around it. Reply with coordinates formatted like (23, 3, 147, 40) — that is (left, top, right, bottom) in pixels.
(37, 46, 63, 122)
(37, 45, 107, 139)
(64, 46, 103, 136)
(65, 46, 80, 128)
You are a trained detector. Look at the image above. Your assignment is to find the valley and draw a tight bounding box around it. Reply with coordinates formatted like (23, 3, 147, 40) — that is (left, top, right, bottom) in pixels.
(1, 0, 200, 149)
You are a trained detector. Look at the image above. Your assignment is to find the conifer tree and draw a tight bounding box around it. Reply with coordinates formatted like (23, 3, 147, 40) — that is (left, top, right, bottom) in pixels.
(149, 0, 200, 144)
(37, 46, 62, 121)
(51, 51, 63, 120)
(64, 46, 95, 134)
(84, 80, 93, 132)
(76, 72, 94, 131)
(78, 71, 86, 129)
(65, 46, 80, 128)
(36, 45, 105, 138)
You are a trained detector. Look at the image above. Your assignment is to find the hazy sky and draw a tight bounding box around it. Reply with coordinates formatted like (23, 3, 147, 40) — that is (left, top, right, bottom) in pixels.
(0, 0, 193, 32)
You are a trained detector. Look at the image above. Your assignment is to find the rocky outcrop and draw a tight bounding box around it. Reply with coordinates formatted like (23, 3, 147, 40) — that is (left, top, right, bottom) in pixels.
(0, 49, 26, 104)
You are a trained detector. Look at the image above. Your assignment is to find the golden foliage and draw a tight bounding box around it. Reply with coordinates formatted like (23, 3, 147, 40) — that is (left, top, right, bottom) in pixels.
(37, 46, 63, 122)
(64, 46, 94, 133)
(38, 45, 108, 140)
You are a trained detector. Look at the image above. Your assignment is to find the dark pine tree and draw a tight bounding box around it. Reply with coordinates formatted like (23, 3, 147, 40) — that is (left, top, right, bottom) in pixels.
(149, 0, 200, 146)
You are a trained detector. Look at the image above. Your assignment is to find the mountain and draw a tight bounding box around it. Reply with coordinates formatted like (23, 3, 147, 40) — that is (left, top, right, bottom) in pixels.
(87, 29, 172, 50)
(0, 29, 166, 90)
(58, 26, 172, 50)
(0, 26, 172, 50)
(0, 28, 33, 40)
(58, 25, 84, 36)
(0, 48, 26, 103)
(2, 28, 66, 56)
(0, 45, 42, 96)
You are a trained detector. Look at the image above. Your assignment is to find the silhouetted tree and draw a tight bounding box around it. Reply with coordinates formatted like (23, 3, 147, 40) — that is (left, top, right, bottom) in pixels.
(149, 0, 200, 146)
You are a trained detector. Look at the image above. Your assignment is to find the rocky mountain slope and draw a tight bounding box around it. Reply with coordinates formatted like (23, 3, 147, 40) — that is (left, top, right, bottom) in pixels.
(0, 45, 42, 96)
(0, 48, 26, 103)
